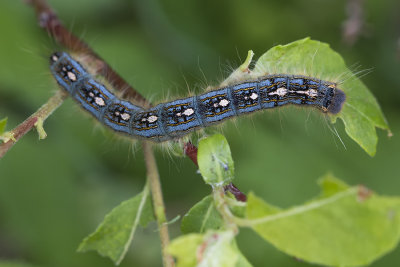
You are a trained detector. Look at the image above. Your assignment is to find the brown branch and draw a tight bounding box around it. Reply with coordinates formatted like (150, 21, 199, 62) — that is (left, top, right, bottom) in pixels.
(0, 89, 68, 158)
(27, 0, 149, 107)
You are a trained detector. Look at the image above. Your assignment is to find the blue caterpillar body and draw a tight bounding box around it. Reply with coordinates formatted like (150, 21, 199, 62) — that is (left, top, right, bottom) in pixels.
(50, 52, 345, 142)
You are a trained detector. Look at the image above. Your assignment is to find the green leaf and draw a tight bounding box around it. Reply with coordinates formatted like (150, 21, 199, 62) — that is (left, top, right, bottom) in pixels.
(78, 187, 154, 265)
(198, 134, 234, 186)
(254, 38, 389, 156)
(0, 117, 7, 134)
(168, 233, 204, 267)
(246, 175, 400, 266)
(232, 241, 253, 267)
(317, 173, 349, 198)
(168, 230, 252, 267)
(181, 195, 224, 234)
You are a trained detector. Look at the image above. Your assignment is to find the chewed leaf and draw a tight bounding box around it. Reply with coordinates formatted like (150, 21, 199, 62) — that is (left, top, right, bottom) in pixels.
(246, 175, 400, 266)
(168, 230, 252, 267)
(181, 195, 224, 234)
(253, 38, 389, 156)
(0, 117, 7, 135)
(198, 134, 234, 186)
(78, 188, 154, 265)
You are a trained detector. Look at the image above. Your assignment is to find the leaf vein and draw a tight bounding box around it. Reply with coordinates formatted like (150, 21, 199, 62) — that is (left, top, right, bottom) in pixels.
(116, 187, 150, 265)
(249, 188, 358, 226)
(200, 202, 215, 233)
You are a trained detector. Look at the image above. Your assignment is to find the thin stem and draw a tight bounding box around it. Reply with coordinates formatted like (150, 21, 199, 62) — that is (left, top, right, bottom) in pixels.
(142, 141, 174, 267)
(212, 186, 239, 233)
(0, 89, 68, 158)
(211, 187, 252, 229)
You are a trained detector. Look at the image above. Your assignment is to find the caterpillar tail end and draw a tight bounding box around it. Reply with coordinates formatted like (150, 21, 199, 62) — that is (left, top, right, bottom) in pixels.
(327, 89, 346, 114)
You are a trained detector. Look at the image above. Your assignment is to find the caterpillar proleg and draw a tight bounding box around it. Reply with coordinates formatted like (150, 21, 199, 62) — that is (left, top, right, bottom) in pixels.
(50, 52, 346, 142)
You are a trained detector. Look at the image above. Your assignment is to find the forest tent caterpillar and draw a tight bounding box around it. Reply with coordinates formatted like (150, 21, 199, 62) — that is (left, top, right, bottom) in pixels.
(50, 52, 346, 142)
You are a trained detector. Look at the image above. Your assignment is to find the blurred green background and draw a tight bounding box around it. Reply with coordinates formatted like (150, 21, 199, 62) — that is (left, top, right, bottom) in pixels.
(0, 0, 399, 266)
